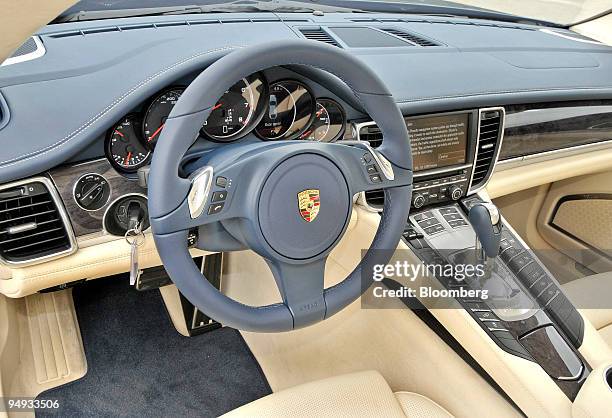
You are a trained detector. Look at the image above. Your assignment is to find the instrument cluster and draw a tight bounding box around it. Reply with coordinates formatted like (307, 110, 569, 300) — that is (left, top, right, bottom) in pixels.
(105, 73, 346, 173)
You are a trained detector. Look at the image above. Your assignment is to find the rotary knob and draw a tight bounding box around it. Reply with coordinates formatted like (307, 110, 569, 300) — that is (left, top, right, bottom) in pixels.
(450, 185, 463, 201)
(413, 193, 427, 209)
(74, 173, 111, 211)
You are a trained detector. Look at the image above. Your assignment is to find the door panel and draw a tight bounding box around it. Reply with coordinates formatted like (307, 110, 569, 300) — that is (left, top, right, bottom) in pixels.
(538, 171, 612, 273)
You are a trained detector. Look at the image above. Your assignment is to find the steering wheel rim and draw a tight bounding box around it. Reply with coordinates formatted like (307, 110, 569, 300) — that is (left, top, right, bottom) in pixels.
(149, 39, 413, 332)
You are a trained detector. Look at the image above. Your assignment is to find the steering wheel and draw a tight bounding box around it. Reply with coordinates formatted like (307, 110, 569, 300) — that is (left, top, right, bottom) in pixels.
(148, 40, 413, 332)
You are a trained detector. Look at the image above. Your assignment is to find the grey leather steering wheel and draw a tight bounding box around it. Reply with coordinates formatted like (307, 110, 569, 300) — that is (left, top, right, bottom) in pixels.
(149, 40, 413, 332)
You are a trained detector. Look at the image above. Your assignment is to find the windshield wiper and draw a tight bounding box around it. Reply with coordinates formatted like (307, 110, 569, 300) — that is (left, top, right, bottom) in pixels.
(53, 1, 361, 23)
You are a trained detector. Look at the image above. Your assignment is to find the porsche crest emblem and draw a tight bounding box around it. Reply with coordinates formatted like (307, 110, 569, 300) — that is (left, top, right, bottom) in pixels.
(297, 189, 320, 222)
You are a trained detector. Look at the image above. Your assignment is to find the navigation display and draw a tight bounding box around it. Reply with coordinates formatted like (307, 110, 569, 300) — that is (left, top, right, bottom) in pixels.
(407, 113, 469, 172)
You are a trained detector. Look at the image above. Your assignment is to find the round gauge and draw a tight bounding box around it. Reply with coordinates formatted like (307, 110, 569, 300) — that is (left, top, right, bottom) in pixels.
(73, 173, 111, 211)
(201, 74, 267, 142)
(300, 99, 346, 142)
(106, 115, 151, 172)
(142, 87, 185, 148)
(255, 80, 315, 140)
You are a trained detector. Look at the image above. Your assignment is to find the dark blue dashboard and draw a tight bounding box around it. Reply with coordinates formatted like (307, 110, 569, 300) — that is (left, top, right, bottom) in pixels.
(1, 11, 612, 183)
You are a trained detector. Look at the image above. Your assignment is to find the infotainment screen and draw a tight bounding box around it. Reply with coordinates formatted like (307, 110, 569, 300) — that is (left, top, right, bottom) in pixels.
(406, 113, 469, 172)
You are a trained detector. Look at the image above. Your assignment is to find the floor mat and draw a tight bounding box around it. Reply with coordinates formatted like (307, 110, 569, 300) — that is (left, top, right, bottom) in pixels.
(37, 277, 271, 417)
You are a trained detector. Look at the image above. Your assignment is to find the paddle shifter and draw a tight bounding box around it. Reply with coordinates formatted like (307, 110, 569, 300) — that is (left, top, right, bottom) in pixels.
(468, 202, 502, 276)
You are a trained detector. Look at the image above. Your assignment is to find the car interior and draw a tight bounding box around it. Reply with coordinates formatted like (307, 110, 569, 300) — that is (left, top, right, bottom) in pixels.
(1, 0, 612, 416)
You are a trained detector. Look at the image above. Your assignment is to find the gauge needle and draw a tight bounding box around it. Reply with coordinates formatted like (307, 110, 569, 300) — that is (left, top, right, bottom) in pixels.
(148, 124, 165, 142)
(211, 103, 222, 111)
(124, 152, 132, 166)
(114, 130, 124, 137)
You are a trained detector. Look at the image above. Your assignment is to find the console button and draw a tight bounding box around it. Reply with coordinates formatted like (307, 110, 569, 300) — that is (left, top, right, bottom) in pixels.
(363, 153, 373, 163)
(475, 311, 498, 321)
(211, 191, 227, 202)
(530, 276, 553, 296)
(369, 174, 382, 183)
(424, 224, 445, 235)
(464, 301, 490, 311)
(518, 264, 546, 287)
(500, 247, 522, 262)
(509, 254, 533, 271)
(439, 207, 458, 215)
(443, 213, 463, 222)
(366, 164, 378, 174)
(207, 202, 224, 215)
(413, 211, 434, 221)
(485, 321, 507, 330)
(418, 218, 440, 228)
(537, 288, 560, 307)
(215, 176, 228, 188)
(448, 219, 468, 228)
(499, 239, 512, 252)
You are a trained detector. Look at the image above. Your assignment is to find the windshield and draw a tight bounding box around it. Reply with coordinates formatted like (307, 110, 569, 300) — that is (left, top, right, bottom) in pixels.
(58, 0, 611, 26)
(447, 0, 611, 25)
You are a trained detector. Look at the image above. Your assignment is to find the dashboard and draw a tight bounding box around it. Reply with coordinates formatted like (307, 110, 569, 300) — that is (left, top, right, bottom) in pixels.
(0, 10, 611, 284)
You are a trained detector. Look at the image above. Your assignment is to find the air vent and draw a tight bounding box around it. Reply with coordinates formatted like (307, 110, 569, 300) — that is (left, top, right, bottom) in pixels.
(470, 108, 505, 190)
(1, 36, 45, 67)
(358, 124, 384, 209)
(0, 178, 75, 265)
(380, 28, 440, 46)
(299, 28, 340, 47)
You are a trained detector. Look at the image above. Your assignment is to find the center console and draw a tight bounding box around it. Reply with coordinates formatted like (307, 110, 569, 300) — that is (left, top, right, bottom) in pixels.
(357, 106, 591, 401)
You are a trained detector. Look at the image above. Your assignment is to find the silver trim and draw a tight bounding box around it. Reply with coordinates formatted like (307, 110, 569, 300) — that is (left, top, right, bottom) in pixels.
(468, 107, 506, 194)
(188, 166, 214, 219)
(101, 193, 149, 236)
(604, 365, 612, 391)
(1, 36, 46, 67)
(6, 222, 37, 235)
(539, 28, 603, 45)
(72, 173, 112, 212)
(0, 176, 77, 267)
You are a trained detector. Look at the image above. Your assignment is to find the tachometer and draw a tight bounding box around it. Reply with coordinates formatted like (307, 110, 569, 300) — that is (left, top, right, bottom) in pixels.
(142, 87, 185, 148)
(255, 80, 315, 140)
(106, 115, 151, 172)
(300, 98, 346, 142)
(201, 74, 267, 141)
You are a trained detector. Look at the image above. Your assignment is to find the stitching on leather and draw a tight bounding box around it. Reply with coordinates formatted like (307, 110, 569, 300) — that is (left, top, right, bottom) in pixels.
(0, 45, 245, 168)
(395, 86, 612, 103)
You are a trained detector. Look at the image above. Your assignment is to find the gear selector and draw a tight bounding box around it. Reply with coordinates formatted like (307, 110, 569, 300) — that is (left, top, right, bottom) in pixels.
(468, 202, 502, 275)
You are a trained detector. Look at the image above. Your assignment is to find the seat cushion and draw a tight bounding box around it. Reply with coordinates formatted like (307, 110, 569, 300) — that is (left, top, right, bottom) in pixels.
(221, 370, 452, 418)
(563, 272, 612, 347)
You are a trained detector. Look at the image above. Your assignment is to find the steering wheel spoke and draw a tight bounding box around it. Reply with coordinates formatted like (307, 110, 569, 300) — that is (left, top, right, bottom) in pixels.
(331, 141, 413, 195)
(266, 258, 327, 329)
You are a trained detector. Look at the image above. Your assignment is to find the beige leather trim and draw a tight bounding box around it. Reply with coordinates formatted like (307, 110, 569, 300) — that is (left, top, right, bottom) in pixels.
(159, 285, 190, 337)
(0, 0, 76, 63)
(487, 146, 612, 199)
(0, 289, 86, 410)
(0, 232, 210, 298)
(395, 392, 453, 418)
(222, 370, 452, 418)
(572, 364, 612, 418)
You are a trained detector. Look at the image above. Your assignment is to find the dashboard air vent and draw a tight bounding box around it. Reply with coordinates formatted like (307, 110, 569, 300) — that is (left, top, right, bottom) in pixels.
(470, 109, 504, 190)
(0, 179, 75, 265)
(380, 28, 440, 46)
(359, 124, 384, 209)
(299, 28, 341, 47)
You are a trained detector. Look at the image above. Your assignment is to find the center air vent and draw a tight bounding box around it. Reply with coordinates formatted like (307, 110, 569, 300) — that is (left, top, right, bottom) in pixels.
(0, 178, 75, 265)
(299, 28, 341, 47)
(470, 108, 505, 191)
(358, 124, 385, 209)
(380, 28, 440, 47)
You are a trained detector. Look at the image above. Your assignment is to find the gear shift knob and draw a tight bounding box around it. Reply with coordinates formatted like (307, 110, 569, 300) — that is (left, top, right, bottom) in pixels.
(468, 202, 502, 259)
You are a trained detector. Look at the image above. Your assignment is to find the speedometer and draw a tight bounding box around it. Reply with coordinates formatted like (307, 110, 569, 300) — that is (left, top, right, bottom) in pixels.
(201, 74, 267, 142)
(142, 87, 185, 149)
(106, 115, 151, 172)
(300, 99, 346, 142)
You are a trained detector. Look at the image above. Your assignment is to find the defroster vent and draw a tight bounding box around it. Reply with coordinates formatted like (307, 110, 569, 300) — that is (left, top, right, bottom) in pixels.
(470, 108, 505, 191)
(299, 28, 341, 47)
(0, 178, 75, 265)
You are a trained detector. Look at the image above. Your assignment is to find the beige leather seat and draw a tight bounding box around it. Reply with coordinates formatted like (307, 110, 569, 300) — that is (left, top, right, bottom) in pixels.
(222, 370, 453, 417)
(563, 272, 612, 346)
